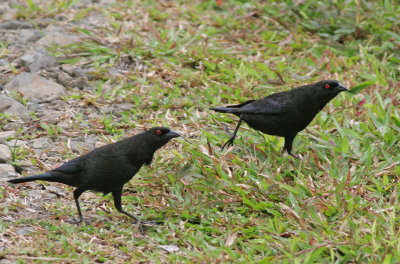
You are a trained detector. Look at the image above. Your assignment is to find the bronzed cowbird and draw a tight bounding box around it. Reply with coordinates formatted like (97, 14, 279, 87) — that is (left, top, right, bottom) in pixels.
(8, 127, 180, 228)
(211, 80, 348, 158)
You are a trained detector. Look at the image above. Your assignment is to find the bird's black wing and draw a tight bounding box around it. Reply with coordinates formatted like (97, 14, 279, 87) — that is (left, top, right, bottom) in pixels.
(236, 92, 293, 114)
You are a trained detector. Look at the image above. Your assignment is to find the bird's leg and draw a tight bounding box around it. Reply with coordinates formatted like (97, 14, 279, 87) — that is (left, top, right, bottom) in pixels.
(112, 190, 139, 223)
(221, 116, 243, 151)
(67, 188, 90, 224)
(112, 190, 156, 232)
(283, 136, 300, 160)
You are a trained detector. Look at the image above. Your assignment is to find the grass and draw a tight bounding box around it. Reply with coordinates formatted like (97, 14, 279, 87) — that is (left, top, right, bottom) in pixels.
(1, 0, 400, 262)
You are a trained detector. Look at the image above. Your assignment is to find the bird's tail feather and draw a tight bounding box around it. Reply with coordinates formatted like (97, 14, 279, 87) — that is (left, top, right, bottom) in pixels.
(8, 173, 55, 184)
(210, 106, 237, 113)
(211, 100, 256, 113)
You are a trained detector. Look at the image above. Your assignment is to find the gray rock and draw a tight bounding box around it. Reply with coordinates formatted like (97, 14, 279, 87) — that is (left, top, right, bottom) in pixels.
(4, 72, 66, 102)
(0, 2, 18, 21)
(70, 140, 92, 153)
(58, 120, 72, 130)
(56, 72, 74, 87)
(46, 185, 62, 194)
(7, 139, 27, 147)
(36, 25, 81, 47)
(41, 111, 62, 125)
(0, 94, 29, 120)
(15, 226, 35, 236)
(55, 71, 87, 89)
(30, 137, 50, 149)
(0, 59, 7, 66)
(69, 135, 98, 153)
(0, 144, 11, 163)
(27, 190, 42, 199)
(19, 29, 42, 43)
(20, 48, 57, 72)
(2, 121, 25, 131)
(44, 192, 58, 199)
(14, 159, 33, 171)
(158, 244, 180, 253)
(73, 68, 86, 77)
(0, 163, 15, 175)
(0, 131, 16, 139)
(60, 64, 75, 75)
(0, 20, 33, 30)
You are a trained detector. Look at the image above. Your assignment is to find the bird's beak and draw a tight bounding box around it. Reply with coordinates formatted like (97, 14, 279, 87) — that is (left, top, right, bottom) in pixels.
(337, 83, 348, 92)
(165, 130, 181, 139)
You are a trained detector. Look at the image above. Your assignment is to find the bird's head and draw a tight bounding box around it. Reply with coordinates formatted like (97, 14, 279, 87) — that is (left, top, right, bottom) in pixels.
(315, 80, 348, 95)
(310, 80, 348, 110)
(146, 127, 181, 148)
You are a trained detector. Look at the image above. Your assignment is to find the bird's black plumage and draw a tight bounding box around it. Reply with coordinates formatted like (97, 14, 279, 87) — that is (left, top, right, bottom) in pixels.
(8, 127, 180, 228)
(211, 80, 348, 158)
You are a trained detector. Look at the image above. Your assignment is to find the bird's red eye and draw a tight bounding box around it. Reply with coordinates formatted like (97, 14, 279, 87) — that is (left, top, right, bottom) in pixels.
(325, 84, 330, 89)
(156, 129, 162, 135)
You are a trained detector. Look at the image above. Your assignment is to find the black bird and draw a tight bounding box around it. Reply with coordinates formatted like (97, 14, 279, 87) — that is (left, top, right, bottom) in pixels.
(8, 127, 180, 228)
(211, 80, 348, 158)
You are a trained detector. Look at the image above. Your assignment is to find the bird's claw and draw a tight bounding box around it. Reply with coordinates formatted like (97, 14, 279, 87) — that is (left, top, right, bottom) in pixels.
(288, 152, 300, 160)
(221, 138, 234, 151)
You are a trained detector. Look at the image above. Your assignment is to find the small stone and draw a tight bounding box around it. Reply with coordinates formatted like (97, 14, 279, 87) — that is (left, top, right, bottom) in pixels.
(157, 245, 180, 253)
(44, 193, 58, 199)
(2, 122, 25, 131)
(0, 94, 29, 120)
(60, 64, 75, 75)
(0, 20, 33, 30)
(27, 190, 42, 199)
(0, 131, 16, 139)
(7, 139, 27, 147)
(0, 144, 11, 163)
(19, 29, 42, 43)
(4, 72, 66, 102)
(1, 7, 17, 20)
(69, 140, 95, 153)
(46, 185, 62, 194)
(56, 72, 74, 87)
(20, 48, 57, 72)
(41, 111, 62, 125)
(0, 59, 7, 66)
(15, 159, 33, 170)
(36, 26, 81, 47)
(31, 137, 50, 149)
(73, 68, 86, 77)
(58, 120, 72, 130)
(15, 226, 35, 236)
(0, 163, 15, 175)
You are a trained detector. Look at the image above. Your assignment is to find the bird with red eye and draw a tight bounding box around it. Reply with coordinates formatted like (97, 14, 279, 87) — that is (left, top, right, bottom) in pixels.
(7, 126, 181, 231)
(211, 80, 348, 159)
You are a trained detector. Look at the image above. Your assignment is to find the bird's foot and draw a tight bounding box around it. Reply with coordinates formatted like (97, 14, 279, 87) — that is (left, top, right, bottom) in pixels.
(288, 152, 300, 160)
(221, 138, 234, 151)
